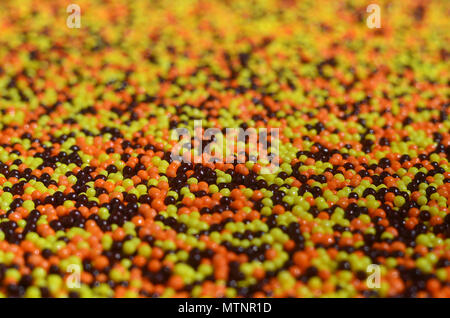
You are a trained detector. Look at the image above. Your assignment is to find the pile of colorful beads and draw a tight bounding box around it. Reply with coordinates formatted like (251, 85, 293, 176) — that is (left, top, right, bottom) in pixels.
(0, 0, 448, 297)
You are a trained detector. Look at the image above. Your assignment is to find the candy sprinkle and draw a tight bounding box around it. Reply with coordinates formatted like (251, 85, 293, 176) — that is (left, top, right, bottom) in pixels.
(0, 0, 449, 298)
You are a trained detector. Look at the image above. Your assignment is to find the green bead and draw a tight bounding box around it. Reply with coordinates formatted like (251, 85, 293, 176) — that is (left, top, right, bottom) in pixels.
(101, 234, 113, 250)
(417, 196, 428, 206)
(394, 196, 405, 207)
(99, 207, 110, 220)
(25, 286, 41, 298)
(416, 258, 432, 273)
(123, 240, 137, 255)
